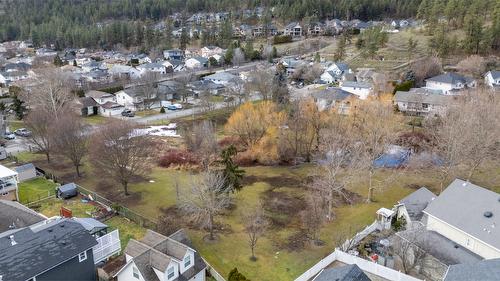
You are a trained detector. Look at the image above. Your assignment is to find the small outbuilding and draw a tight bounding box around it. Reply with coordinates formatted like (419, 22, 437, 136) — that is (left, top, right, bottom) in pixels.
(56, 182, 78, 199)
(14, 163, 37, 182)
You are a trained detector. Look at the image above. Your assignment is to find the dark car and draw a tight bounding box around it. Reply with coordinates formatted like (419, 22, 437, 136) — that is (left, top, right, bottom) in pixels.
(121, 110, 135, 117)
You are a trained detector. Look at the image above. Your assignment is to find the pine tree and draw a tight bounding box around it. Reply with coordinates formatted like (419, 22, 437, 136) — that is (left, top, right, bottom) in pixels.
(463, 9, 483, 54)
(333, 34, 346, 61)
(219, 145, 245, 193)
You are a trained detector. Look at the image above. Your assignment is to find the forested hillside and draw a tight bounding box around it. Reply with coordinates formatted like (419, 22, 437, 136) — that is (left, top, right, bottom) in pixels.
(0, 0, 420, 46)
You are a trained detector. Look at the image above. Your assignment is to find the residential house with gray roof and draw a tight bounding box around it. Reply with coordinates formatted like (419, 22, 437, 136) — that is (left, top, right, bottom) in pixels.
(0, 199, 45, 232)
(425, 72, 476, 95)
(484, 70, 500, 89)
(443, 258, 500, 281)
(313, 264, 371, 281)
(113, 229, 206, 281)
(423, 179, 500, 259)
(394, 88, 455, 116)
(340, 80, 373, 99)
(396, 187, 436, 225)
(284, 22, 303, 37)
(311, 87, 357, 114)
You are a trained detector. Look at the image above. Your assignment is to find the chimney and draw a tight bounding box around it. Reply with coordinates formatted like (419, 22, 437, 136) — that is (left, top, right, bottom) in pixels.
(9, 235, 17, 246)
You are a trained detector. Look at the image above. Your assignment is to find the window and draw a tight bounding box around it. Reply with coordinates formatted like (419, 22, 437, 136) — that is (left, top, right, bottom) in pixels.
(184, 256, 191, 268)
(132, 266, 140, 279)
(78, 251, 87, 262)
(167, 267, 175, 279)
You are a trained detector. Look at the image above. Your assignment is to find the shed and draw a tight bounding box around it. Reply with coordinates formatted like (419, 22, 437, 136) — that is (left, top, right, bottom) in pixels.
(14, 163, 37, 182)
(73, 217, 108, 236)
(56, 183, 78, 199)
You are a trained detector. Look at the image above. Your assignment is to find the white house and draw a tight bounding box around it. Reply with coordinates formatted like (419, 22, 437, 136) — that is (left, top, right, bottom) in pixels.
(484, 70, 500, 88)
(116, 86, 159, 111)
(425, 72, 476, 95)
(200, 46, 225, 59)
(340, 81, 373, 99)
(203, 72, 237, 85)
(114, 229, 206, 281)
(185, 57, 208, 69)
(0, 164, 19, 201)
(137, 63, 166, 76)
(109, 64, 141, 80)
(86, 90, 116, 105)
(423, 179, 500, 259)
(100, 101, 125, 117)
(321, 62, 352, 84)
(283, 22, 302, 37)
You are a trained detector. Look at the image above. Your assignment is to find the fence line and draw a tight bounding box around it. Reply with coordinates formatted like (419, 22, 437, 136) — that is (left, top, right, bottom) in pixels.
(294, 250, 423, 281)
(202, 258, 226, 281)
(25, 194, 56, 207)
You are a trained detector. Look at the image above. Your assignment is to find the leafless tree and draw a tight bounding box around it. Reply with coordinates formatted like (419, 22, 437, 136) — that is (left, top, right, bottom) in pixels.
(90, 120, 157, 195)
(178, 171, 231, 241)
(183, 120, 219, 170)
(301, 193, 327, 245)
(456, 55, 486, 78)
(25, 108, 54, 162)
(26, 68, 75, 119)
(410, 57, 442, 86)
(391, 227, 431, 275)
(136, 72, 160, 110)
(199, 91, 216, 113)
(353, 102, 402, 202)
(311, 115, 363, 220)
(246, 68, 274, 100)
(175, 71, 196, 102)
(233, 48, 245, 66)
(53, 112, 89, 177)
(227, 78, 249, 105)
(243, 205, 268, 261)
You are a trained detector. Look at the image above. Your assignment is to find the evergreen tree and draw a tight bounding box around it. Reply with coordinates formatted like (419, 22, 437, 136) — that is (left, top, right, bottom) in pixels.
(219, 145, 245, 193)
(225, 45, 234, 65)
(180, 26, 189, 50)
(228, 268, 250, 281)
(11, 94, 26, 120)
(53, 55, 64, 66)
(463, 9, 483, 54)
(333, 34, 346, 61)
(244, 40, 254, 60)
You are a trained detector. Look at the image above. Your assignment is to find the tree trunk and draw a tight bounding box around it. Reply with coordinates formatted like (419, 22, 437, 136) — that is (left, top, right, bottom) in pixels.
(367, 170, 374, 202)
(123, 181, 129, 196)
(75, 164, 81, 177)
(251, 245, 255, 260)
(327, 190, 333, 221)
(209, 213, 214, 240)
(46, 152, 50, 163)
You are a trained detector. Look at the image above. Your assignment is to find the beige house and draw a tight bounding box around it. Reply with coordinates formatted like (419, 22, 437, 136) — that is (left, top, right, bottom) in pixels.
(423, 179, 500, 259)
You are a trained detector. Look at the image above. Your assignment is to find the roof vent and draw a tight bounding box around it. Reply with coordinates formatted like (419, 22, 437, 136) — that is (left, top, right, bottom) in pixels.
(9, 235, 17, 246)
(484, 211, 493, 218)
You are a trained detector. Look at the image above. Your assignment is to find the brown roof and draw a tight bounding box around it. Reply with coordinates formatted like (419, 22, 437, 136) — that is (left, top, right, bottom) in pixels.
(124, 239, 150, 257)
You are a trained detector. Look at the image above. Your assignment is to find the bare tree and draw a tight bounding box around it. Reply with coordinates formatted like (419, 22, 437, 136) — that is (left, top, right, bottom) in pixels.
(183, 120, 219, 170)
(227, 77, 249, 105)
(136, 72, 160, 110)
(178, 171, 231, 241)
(26, 68, 75, 119)
(353, 102, 402, 202)
(456, 55, 486, 78)
(391, 227, 431, 275)
(199, 91, 216, 113)
(301, 193, 326, 245)
(90, 120, 156, 195)
(53, 112, 89, 177)
(175, 71, 196, 102)
(246, 68, 274, 100)
(233, 48, 245, 66)
(25, 108, 54, 162)
(410, 57, 442, 86)
(243, 205, 268, 261)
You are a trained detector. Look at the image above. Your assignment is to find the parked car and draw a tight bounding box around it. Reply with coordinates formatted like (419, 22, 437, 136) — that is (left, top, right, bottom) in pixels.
(121, 110, 135, 117)
(14, 128, 31, 137)
(166, 104, 178, 110)
(4, 133, 15, 140)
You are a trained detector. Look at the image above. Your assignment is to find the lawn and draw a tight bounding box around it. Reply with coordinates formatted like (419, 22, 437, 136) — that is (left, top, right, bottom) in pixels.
(82, 115, 110, 125)
(7, 119, 25, 132)
(18, 177, 58, 204)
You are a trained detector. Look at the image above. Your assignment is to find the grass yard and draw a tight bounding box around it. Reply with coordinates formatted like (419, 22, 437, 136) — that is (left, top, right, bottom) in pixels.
(82, 115, 110, 125)
(18, 177, 58, 204)
(7, 119, 25, 132)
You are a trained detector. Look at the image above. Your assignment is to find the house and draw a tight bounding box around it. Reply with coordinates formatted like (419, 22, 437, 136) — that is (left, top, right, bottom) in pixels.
(311, 87, 357, 114)
(423, 179, 500, 259)
(158, 80, 182, 101)
(35, 48, 57, 57)
(75, 97, 100, 116)
(281, 58, 304, 75)
(109, 64, 141, 80)
(203, 72, 238, 85)
(325, 19, 344, 34)
(82, 69, 110, 83)
(189, 80, 225, 96)
(443, 258, 500, 281)
(0, 165, 18, 201)
(185, 57, 208, 69)
(393, 88, 453, 116)
(200, 46, 225, 59)
(307, 22, 325, 36)
(0, 199, 46, 233)
(0, 219, 99, 281)
(425, 72, 476, 95)
(137, 63, 166, 75)
(395, 187, 436, 227)
(484, 70, 500, 88)
(100, 101, 126, 117)
(112, 229, 207, 281)
(340, 81, 373, 99)
(163, 49, 184, 61)
(14, 163, 37, 182)
(116, 86, 160, 111)
(313, 264, 371, 281)
(82, 60, 105, 73)
(162, 59, 185, 72)
(0, 70, 29, 85)
(86, 90, 116, 105)
(321, 62, 352, 83)
(252, 24, 278, 37)
(284, 22, 302, 37)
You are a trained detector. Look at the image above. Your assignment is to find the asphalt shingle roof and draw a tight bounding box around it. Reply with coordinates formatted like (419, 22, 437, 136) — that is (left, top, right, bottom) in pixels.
(423, 179, 500, 251)
(444, 258, 500, 281)
(426, 72, 474, 85)
(398, 187, 436, 221)
(314, 264, 371, 281)
(0, 200, 45, 233)
(0, 219, 97, 281)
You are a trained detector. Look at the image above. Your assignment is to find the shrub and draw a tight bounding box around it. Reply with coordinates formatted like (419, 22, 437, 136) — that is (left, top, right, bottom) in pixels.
(160, 106, 165, 113)
(158, 149, 198, 167)
(234, 151, 257, 166)
(218, 136, 244, 150)
(392, 80, 414, 94)
(273, 35, 292, 44)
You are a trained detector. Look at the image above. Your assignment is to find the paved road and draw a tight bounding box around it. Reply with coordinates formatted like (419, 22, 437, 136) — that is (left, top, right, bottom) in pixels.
(4, 136, 31, 155)
(135, 102, 228, 124)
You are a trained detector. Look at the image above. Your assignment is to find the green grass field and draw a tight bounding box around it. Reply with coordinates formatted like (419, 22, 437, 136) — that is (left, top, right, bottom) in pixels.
(18, 177, 58, 204)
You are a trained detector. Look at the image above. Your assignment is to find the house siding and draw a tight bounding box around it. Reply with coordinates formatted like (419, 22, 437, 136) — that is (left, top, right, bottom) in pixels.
(35, 249, 96, 281)
(117, 261, 145, 281)
(426, 215, 500, 259)
(189, 269, 206, 281)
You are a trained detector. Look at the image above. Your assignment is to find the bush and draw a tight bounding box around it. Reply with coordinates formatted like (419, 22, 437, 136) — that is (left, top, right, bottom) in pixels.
(158, 149, 198, 167)
(273, 35, 292, 44)
(218, 136, 244, 150)
(160, 106, 165, 113)
(228, 268, 250, 281)
(392, 80, 414, 94)
(99, 85, 124, 94)
(234, 151, 257, 166)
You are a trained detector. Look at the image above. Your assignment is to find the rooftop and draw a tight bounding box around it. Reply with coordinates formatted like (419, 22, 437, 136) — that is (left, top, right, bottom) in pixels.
(398, 187, 436, 221)
(444, 258, 500, 281)
(313, 264, 371, 281)
(426, 72, 475, 85)
(0, 200, 45, 233)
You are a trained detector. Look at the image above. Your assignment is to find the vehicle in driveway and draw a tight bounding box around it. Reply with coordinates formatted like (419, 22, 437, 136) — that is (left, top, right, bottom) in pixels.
(121, 109, 135, 117)
(14, 128, 31, 137)
(166, 103, 183, 110)
(4, 133, 15, 140)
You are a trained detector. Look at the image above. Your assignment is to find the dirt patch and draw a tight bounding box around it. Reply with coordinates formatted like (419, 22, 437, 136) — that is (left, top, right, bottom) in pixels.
(261, 189, 306, 228)
(282, 230, 309, 252)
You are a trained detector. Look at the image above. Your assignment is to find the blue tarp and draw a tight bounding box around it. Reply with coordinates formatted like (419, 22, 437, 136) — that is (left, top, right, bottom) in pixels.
(373, 149, 411, 168)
